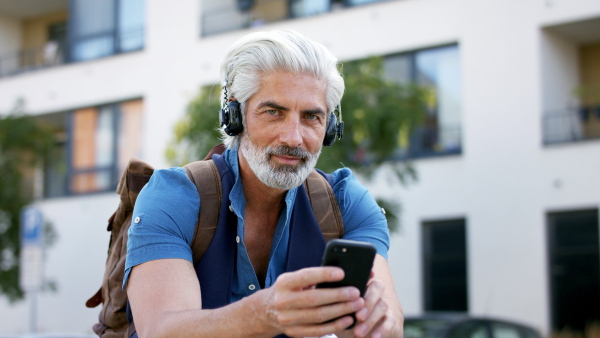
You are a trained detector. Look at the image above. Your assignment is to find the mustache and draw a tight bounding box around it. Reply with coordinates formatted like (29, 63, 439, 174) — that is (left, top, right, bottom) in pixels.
(266, 145, 312, 159)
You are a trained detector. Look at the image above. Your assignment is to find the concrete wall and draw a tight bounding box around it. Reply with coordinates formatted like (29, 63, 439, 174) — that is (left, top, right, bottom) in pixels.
(0, 13, 21, 59)
(21, 11, 68, 49)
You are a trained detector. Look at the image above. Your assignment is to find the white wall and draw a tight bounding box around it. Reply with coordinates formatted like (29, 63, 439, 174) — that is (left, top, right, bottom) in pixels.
(540, 30, 580, 111)
(0, 194, 117, 335)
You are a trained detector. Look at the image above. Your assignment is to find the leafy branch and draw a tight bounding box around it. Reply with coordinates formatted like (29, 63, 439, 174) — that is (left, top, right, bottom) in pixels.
(0, 99, 56, 302)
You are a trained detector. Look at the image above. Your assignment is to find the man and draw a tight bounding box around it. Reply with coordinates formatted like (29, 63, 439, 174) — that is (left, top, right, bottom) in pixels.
(124, 30, 403, 337)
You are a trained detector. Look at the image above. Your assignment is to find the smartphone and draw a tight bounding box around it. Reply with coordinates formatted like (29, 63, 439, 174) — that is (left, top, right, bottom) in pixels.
(316, 239, 377, 328)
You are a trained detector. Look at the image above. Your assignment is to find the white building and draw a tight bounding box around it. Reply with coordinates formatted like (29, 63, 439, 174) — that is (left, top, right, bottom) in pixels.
(0, 0, 598, 336)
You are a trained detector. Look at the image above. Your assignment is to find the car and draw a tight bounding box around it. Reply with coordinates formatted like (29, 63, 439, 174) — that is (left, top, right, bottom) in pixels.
(404, 312, 543, 338)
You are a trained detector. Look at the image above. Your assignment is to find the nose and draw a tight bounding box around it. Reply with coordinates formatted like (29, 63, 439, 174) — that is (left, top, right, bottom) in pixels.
(278, 114, 303, 147)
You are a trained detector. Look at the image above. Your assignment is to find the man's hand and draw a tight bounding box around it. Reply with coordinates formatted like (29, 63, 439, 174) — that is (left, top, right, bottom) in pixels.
(257, 266, 366, 338)
(337, 255, 404, 338)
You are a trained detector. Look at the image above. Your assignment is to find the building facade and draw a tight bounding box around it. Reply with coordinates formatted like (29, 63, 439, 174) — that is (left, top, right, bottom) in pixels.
(0, 0, 598, 335)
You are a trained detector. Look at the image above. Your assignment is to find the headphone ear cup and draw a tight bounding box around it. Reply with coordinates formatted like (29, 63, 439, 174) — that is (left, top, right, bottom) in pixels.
(221, 100, 243, 136)
(323, 112, 338, 146)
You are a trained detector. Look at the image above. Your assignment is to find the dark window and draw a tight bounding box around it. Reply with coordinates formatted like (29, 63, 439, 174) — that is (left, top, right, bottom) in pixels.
(383, 45, 462, 158)
(548, 209, 600, 332)
(42, 99, 144, 197)
(422, 218, 468, 312)
(69, 0, 145, 62)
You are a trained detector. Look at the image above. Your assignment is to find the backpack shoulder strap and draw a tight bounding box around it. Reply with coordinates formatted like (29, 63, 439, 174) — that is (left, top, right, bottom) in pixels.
(304, 170, 344, 242)
(184, 160, 222, 265)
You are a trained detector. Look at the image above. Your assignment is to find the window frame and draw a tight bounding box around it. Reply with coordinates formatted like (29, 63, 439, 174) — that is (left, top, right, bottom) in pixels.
(42, 98, 143, 198)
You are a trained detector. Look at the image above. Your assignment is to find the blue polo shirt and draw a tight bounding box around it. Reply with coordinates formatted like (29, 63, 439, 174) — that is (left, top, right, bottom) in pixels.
(124, 148, 389, 302)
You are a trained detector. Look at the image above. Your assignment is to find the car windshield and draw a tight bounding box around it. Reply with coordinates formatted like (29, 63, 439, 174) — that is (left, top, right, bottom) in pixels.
(404, 319, 454, 338)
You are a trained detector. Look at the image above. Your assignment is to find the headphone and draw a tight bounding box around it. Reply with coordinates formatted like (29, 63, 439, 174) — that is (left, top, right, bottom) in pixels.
(220, 84, 344, 146)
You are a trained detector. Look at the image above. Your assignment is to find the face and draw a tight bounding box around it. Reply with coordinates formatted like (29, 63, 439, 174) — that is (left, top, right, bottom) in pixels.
(240, 70, 328, 190)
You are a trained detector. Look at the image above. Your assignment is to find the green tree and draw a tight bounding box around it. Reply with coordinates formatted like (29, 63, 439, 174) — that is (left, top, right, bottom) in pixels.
(166, 57, 428, 232)
(0, 99, 55, 302)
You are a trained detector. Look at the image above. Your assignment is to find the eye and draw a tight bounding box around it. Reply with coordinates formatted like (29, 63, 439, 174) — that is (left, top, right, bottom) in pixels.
(266, 109, 278, 116)
(305, 113, 318, 120)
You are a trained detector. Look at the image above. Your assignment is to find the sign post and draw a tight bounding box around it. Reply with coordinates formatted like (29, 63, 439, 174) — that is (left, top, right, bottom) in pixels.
(20, 206, 43, 334)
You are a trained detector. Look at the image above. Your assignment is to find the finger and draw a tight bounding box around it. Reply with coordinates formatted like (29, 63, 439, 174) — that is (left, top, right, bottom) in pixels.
(275, 297, 364, 326)
(357, 279, 385, 321)
(354, 299, 389, 337)
(276, 266, 345, 290)
(369, 315, 396, 338)
(284, 315, 356, 338)
(272, 285, 361, 311)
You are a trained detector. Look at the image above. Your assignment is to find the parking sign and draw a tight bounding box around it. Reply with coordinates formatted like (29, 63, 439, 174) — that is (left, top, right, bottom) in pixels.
(20, 207, 43, 291)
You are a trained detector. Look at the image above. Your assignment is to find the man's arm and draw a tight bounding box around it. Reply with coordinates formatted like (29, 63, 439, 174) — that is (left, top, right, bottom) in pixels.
(127, 258, 366, 337)
(337, 254, 404, 338)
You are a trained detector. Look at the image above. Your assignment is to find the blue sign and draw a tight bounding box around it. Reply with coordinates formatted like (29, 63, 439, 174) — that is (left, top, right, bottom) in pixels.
(21, 207, 43, 246)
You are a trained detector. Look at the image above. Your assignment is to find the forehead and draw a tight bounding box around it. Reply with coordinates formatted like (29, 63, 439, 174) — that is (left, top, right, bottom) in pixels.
(253, 70, 327, 108)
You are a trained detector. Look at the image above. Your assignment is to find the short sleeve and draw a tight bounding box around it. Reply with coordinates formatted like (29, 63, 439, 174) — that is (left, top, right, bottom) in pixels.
(123, 167, 200, 289)
(330, 168, 390, 259)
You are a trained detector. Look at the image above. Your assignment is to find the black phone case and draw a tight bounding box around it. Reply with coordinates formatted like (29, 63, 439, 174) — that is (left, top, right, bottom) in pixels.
(316, 239, 377, 329)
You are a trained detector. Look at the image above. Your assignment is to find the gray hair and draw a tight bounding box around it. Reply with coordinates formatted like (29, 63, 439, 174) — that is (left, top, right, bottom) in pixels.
(219, 30, 345, 149)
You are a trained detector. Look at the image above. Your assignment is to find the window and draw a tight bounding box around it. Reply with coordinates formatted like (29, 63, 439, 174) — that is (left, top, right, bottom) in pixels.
(422, 218, 468, 311)
(43, 99, 144, 197)
(384, 45, 462, 158)
(69, 0, 145, 62)
(547, 209, 600, 333)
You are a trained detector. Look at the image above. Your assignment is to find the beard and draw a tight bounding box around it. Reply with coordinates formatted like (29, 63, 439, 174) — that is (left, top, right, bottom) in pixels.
(240, 133, 321, 190)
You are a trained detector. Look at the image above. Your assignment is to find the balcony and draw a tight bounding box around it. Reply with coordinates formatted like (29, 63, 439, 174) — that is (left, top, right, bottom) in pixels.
(543, 106, 600, 145)
(0, 0, 144, 79)
(541, 17, 600, 146)
(201, 0, 389, 36)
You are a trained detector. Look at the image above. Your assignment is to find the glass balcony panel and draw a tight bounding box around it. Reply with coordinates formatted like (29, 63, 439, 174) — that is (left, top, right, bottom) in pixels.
(71, 35, 115, 62)
(345, 0, 386, 6)
(201, 1, 248, 36)
(290, 0, 330, 18)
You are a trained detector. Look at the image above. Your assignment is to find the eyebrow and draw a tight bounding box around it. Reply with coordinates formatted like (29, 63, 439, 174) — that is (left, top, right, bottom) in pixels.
(257, 100, 326, 116)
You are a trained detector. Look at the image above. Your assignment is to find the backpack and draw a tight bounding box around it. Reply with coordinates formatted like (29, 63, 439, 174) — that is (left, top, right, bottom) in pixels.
(85, 145, 344, 338)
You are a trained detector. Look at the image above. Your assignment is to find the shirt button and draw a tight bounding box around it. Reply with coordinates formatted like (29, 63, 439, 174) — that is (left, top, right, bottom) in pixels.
(381, 207, 386, 215)
(229, 205, 234, 212)
(134, 216, 141, 224)
(248, 284, 256, 291)
(236, 236, 240, 243)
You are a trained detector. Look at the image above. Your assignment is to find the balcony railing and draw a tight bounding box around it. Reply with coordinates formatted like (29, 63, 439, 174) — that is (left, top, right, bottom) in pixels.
(0, 27, 144, 78)
(0, 42, 68, 78)
(543, 107, 600, 145)
(201, 0, 389, 36)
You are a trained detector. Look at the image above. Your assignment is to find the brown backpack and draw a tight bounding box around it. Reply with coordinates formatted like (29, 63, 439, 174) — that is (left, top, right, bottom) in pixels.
(85, 147, 344, 338)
